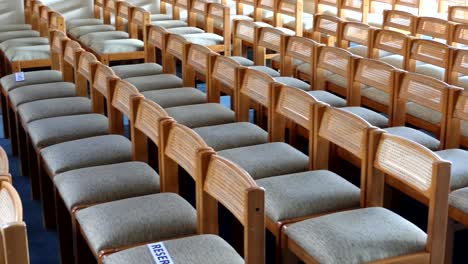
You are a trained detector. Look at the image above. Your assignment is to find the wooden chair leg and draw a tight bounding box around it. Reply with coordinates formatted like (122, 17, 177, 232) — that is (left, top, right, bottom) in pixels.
(39, 159, 57, 229)
(15, 112, 28, 176)
(280, 227, 299, 264)
(55, 189, 75, 264)
(1, 92, 10, 138)
(445, 218, 455, 264)
(7, 104, 18, 156)
(74, 221, 96, 264)
(27, 139, 40, 200)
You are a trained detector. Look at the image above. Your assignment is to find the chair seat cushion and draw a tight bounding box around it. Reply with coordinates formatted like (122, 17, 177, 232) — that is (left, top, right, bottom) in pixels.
(449, 188, 468, 214)
(285, 207, 427, 264)
(274, 77, 310, 90)
(182, 33, 224, 46)
(166, 103, 235, 128)
(249, 66, 280, 77)
(0, 30, 40, 42)
(434, 149, 468, 190)
(76, 193, 197, 254)
(66, 18, 103, 30)
(90, 39, 144, 54)
(1, 70, 63, 93)
(218, 142, 309, 180)
(0, 37, 49, 52)
(361, 87, 390, 106)
(126, 74, 183, 92)
(68, 25, 116, 38)
(5, 44, 51, 61)
(27, 114, 109, 148)
(271, 54, 303, 65)
(142, 87, 206, 108)
(150, 13, 174, 21)
(18, 97, 92, 124)
(229, 56, 254, 66)
(0, 24, 32, 32)
(341, 107, 389, 128)
(457, 75, 468, 89)
(406, 102, 441, 125)
(379, 54, 404, 69)
(384, 126, 440, 151)
(325, 73, 350, 88)
(41, 135, 132, 175)
(167, 27, 206, 35)
(257, 170, 360, 222)
(111, 63, 163, 79)
(151, 20, 188, 28)
(308, 90, 347, 107)
(79, 31, 130, 46)
(347, 45, 393, 58)
(415, 64, 445, 80)
(54, 161, 160, 211)
(102, 235, 243, 264)
(9, 82, 76, 107)
(368, 13, 383, 28)
(194, 122, 268, 151)
(297, 63, 311, 76)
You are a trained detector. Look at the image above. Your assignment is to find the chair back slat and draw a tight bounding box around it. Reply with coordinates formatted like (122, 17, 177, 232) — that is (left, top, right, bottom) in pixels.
(132, 7, 151, 28)
(453, 24, 468, 46)
(415, 17, 451, 41)
(258, 27, 289, 52)
(241, 69, 276, 106)
(276, 85, 317, 130)
(187, 44, 213, 75)
(77, 52, 99, 83)
(135, 99, 169, 145)
(285, 36, 318, 63)
(355, 58, 395, 93)
(342, 22, 371, 46)
(0, 182, 22, 224)
(314, 14, 342, 38)
(63, 40, 83, 69)
(278, 0, 302, 17)
(400, 73, 448, 112)
(234, 20, 257, 43)
(410, 39, 450, 69)
(191, 0, 208, 16)
(212, 56, 240, 88)
(373, 29, 408, 55)
(49, 12, 65, 32)
(166, 34, 188, 61)
(93, 64, 118, 98)
(452, 49, 468, 76)
(383, 10, 415, 33)
(208, 3, 226, 22)
(147, 25, 167, 49)
(317, 46, 353, 78)
(112, 80, 140, 118)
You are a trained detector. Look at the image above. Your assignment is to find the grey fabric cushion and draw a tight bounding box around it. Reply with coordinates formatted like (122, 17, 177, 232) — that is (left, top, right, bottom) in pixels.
(8, 82, 76, 107)
(384, 126, 440, 151)
(326, 73, 351, 88)
(257, 170, 360, 222)
(449, 188, 468, 214)
(308, 90, 347, 107)
(274, 77, 310, 90)
(182, 33, 224, 46)
(66, 18, 103, 30)
(379, 54, 404, 69)
(166, 103, 235, 128)
(151, 20, 188, 28)
(435, 149, 468, 190)
(150, 13, 174, 21)
(230, 56, 254, 66)
(126, 74, 183, 92)
(361, 87, 390, 106)
(79, 31, 130, 46)
(102, 235, 243, 264)
(18, 97, 92, 123)
(457, 75, 468, 90)
(406, 102, 441, 125)
(194, 122, 268, 151)
(342, 107, 389, 128)
(76, 193, 197, 254)
(0, 24, 32, 32)
(5, 44, 50, 61)
(248, 66, 280, 77)
(90, 39, 144, 54)
(1, 70, 63, 92)
(54, 161, 160, 211)
(415, 64, 445, 80)
(68, 25, 116, 38)
(27, 114, 109, 148)
(297, 63, 311, 75)
(111, 63, 163, 79)
(142, 87, 206, 108)
(285, 207, 427, 264)
(41, 135, 132, 174)
(271, 55, 303, 65)
(167, 27, 205, 35)
(0, 37, 49, 52)
(218, 142, 309, 180)
(347, 45, 392, 58)
(0, 30, 39, 42)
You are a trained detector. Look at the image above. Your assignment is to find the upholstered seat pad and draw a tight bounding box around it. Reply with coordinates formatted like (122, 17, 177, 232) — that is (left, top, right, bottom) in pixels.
(5, 44, 51, 61)
(257, 170, 360, 222)
(150, 13, 174, 21)
(111, 63, 163, 79)
(384, 126, 440, 151)
(1, 70, 62, 92)
(457, 75, 468, 89)
(18, 97, 92, 124)
(90, 39, 144, 54)
(286, 207, 427, 264)
(167, 27, 205, 35)
(27, 114, 109, 148)
(342, 107, 389, 128)
(126, 74, 183, 92)
(0, 37, 49, 52)
(68, 25, 116, 38)
(54, 161, 160, 211)
(8, 82, 76, 107)
(379, 54, 404, 69)
(249, 66, 280, 77)
(166, 103, 235, 128)
(415, 64, 445, 80)
(0, 24, 32, 32)
(66, 18, 104, 30)
(308, 90, 347, 107)
(361, 87, 390, 106)
(79, 31, 130, 46)
(297, 63, 311, 75)
(449, 188, 468, 214)
(229, 56, 254, 66)
(347, 45, 392, 58)
(102, 235, 243, 264)
(434, 149, 468, 190)
(274, 77, 310, 90)
(406, 102, 441, 125)
(151, 20, 188, 28)
(194, 122, 268, 151)
(271, 55, 303, 65)
(0, 30, 40, 42)
(142, 87, 206, 108)
(218, 142, 309, 180)
(182, 33, 224, 46)
(41, 135, 132, 175)
(76, 193, 197, 254)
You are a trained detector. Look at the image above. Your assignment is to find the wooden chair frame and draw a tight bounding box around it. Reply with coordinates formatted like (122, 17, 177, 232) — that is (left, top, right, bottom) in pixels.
(254, 26, 293, 69)
(0, 147, 11, 183)
(312, 14, 343, 46)
(445, 90, 468, 149)
(338, 21, 375, 58)
(414, 16, 454, 45)
(281, 35, 321, 83)
(382, 9, 417, 35)
(339, 0, 370, 23)
(371, 29, 411, 69)
(448, 5, 468, 24)
(407, 39, 452, 82)
(275, 0, 305, 36)
(451, 23, 468, 48)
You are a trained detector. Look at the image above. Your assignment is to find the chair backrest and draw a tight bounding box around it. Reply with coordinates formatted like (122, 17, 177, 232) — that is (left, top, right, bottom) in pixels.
(110, 79, 141, 134)
(0, 181, 29, 264)
(439, 0, 467, 14)
(189, 0, 209, 27)
(254, 27, 291, 65)
(448, 5, 468, 24)
(49, 11, 66, 36)
(367, 132, 450, 264)
(0, 147, 10, 183)
(93, 0, 106, 19)
(445, 90, 468, 148)
(339, 21, 373, 57)
(200, 154, 265, 264)
(371, 29, 410, 68)
(38, 5, 51, 37)
(164, 33, 191, 73)
(233, 20, 268, 56)
(382, 10, 416, 34)
(312, 14, 343, 46)
(394, 0, 422, 15)
(235, 0, 256, 16)
(63, 40, 85, 86)
(92, 63, 120, 116)
(408, 39, 451, 81)
(339, 0, 369, 23)
(76, 52, 99, 98)
(24, 0, 36, 24)
(255, 0, 276, 22)
(50, 31, 70, 75)
(414, 17, 453, 44)
(281, 36, 320, 77)
(130, 7, 151, 39)
(449, 49, 468, 85)
(207, 2, 231, 55)
(452, 24, 468, 47)
(31, 0, 44, 30)
(275, 0, 304, 36)
(186, 43, 218, 93)
(115, 0, 134, 32)
(316, 0, 339, 15)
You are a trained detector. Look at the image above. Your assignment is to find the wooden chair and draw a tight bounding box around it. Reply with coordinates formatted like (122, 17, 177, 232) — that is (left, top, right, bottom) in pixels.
(367, 0, 395, 27)
(394, 0, 423, 15)
(311, 14, 343, 46)
(0, 147, 11, 183)
(449, 48, 468, 91)
(338, 21, 375, 58)
(0, 181, 29, 264)
(283, 130, 451, 264)
(232, 19, 272, 58)
(275, 0, 313, 36)
(448, 5, 468, 24)
(438, 0, 467, 16)
(282, 35, 322, 83)
(407, 39, 452, 82)
(371, 29, 411, 69)
(254, 26, 295, 70)
(382, 9, 417, 35)
(451, 23, 468, 48)
(338, 0, 370, 23)
(65, 0, 107, 31)
(315, 0, 340, 17)
(413, 16, 454, 45)
(254, 0, 277, 25)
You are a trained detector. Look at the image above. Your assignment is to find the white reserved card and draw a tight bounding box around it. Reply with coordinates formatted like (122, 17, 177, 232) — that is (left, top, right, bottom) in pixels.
(15, 72, 25, 82)
(147, 242, 174, 264)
